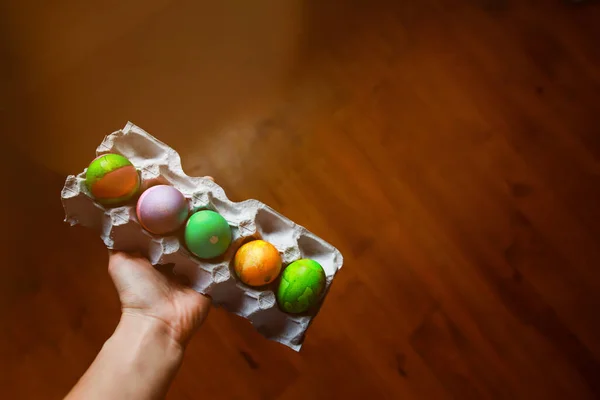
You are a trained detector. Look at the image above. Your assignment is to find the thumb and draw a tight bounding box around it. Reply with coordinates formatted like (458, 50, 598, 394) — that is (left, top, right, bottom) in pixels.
(107, 251, 158, 295)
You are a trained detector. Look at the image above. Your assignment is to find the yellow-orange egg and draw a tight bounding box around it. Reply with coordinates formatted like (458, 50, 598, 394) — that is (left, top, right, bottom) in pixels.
(234, 240, 282, 286)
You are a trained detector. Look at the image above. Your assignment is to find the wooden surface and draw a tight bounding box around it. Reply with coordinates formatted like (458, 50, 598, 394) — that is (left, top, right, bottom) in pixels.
(2, 0, 600, 398)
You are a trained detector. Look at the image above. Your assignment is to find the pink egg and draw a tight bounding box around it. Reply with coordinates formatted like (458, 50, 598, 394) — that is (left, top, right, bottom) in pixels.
(136, 185, 189, 235)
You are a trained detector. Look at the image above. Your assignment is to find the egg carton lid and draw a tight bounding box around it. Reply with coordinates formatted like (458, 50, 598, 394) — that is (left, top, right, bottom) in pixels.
(61, 122, 344, 351)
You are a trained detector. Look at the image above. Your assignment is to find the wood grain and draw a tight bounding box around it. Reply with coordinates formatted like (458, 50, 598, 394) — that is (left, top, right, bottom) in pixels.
(1, 0, 600, 398)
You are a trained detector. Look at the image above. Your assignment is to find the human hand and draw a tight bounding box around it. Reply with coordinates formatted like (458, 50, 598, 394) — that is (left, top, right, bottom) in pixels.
(108, 251, 211, 348)
(68, 182, 217, 400)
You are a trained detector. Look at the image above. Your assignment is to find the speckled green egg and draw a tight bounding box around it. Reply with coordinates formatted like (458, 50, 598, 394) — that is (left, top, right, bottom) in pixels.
(277, 259, 326, 314)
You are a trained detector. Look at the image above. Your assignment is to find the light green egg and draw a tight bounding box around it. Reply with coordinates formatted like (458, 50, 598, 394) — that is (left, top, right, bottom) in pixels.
(277, 259, 326, 314)
(184, 210, 232, 259)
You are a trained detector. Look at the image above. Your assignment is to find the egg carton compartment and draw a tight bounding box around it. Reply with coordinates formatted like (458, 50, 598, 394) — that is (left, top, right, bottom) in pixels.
(61, 122, 344, 351)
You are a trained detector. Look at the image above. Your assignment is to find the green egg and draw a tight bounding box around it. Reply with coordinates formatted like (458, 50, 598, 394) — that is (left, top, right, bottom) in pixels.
(277, 259, 326, 314)
(184, 210, 232, 259)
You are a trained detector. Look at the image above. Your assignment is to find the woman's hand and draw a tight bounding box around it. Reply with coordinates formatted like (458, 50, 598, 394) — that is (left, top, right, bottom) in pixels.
(108, 251, 211, 348)
(67, 178, 216, 400)
(66, 252, 211, 400)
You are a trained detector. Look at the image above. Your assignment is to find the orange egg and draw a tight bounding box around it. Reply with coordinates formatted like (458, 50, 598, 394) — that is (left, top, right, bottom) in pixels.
(234, 240, 282, 286)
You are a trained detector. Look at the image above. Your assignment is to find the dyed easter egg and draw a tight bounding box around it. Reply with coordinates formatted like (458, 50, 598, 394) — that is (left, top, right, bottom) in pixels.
(184, 210, 232, 259)
(136, 185, 188, 235)
(234, 240, 282, 286)
(277, 259, 326, 314)
(85, 154, 140, 205)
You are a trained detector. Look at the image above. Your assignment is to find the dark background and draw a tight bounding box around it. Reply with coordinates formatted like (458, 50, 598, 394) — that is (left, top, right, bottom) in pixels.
(1, 0, 600, 398)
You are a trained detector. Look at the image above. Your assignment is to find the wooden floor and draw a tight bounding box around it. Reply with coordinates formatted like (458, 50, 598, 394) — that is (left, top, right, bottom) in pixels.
(2, 0, 600, 398)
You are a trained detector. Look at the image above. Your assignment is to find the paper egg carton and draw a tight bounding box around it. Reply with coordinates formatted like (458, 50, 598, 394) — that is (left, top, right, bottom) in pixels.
(61, 122, 343, 351)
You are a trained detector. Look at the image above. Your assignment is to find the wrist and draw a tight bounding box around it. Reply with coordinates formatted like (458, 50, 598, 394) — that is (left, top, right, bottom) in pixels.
(67, 314, 185, 400)
(101, 314, 184, 399)
(108, 313, 185, 365)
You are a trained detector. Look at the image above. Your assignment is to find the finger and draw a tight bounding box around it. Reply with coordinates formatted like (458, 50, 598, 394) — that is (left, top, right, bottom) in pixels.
(108, 250, 146, 265)
(197, 292, 212, 306)
(188, 290, 212, 324)
(108, 251, 148, 277)
(108, 251, 134, 294)
(107, 250, 131, 277)
(107, 251, 158, 294)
